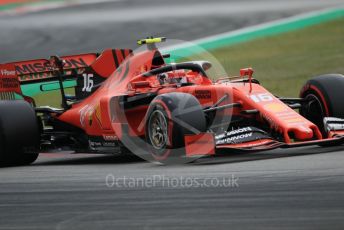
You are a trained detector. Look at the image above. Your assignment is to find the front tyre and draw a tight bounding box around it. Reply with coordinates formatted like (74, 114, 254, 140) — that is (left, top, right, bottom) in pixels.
(145, 92, 206, 164)
(300, 74, 344, 137)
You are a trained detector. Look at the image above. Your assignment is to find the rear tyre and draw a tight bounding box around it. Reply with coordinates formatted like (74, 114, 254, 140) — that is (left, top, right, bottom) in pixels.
(0, 100, 40, 166)
(145, 92, 206, 164)
(300, 74, 344, 137)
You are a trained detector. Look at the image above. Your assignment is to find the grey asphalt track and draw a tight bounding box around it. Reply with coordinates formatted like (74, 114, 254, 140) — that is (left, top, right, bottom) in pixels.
(1, 0, 344, 229)
(1, 147, 344, 230)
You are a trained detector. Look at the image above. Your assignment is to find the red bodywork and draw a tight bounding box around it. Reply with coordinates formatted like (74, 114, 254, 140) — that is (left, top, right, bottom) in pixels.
(1, 45, 344, 157)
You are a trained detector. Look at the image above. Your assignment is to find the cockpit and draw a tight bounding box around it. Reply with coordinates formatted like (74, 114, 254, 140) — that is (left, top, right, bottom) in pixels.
(142, 61, 213, 86)
(128, 37, 214, 89)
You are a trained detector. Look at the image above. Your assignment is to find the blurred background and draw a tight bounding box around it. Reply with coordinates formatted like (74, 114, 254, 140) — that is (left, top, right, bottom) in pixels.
(1, 0, 343, 99)
(0, 0, 342, 59)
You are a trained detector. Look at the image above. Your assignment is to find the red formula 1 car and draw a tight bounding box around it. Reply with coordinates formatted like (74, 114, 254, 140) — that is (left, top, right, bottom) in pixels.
(1, 37, 344, 165)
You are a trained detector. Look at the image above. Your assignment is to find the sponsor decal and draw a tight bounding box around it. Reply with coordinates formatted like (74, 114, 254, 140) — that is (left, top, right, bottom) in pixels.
(262, 109, 307, 128)
(103, 135, 118, 141)
(18, 69, 86, 82)
(15, 61, 52, 75)
(79, 105, 94, 128)
(15, 58, 87, 75)
(89, 141, 102, 148)
(89, 140, 116, 148)
(1, 69, 16, 76)
(215, 127, 252, 140)
(102, 142, 116, 147)
(263, 103, 288, 113)
(0, 64, 21, 93)
(15, 57, 90, 82)
(215, 126, 270, 145)
(284, 118, 305, 123)
(216, 132, 253, 145)
(195, 90, 211, 99)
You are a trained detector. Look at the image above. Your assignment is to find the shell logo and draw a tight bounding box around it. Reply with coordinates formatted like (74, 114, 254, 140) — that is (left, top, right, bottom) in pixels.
(264, 103, 288, 113)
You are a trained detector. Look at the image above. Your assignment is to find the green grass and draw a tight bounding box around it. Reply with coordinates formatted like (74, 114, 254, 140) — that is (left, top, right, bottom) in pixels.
(208, 18, 344, 97)
(0, 0, 67, 11)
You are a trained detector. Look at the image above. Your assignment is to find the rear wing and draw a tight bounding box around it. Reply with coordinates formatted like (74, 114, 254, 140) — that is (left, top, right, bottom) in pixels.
(12, 53, 98, 84)
(0, 49, 132, 98)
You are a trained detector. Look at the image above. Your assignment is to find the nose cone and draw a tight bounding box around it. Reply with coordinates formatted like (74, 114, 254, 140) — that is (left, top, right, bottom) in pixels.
(293, 126, 314, 140)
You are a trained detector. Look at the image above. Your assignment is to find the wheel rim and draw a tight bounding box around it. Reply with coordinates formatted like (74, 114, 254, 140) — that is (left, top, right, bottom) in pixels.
(148, 110, 168, 150)
(303, 93, 325, 130)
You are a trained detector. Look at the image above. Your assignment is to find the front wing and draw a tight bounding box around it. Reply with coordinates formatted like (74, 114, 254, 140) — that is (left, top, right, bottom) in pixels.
(184, 132, 344, 156)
